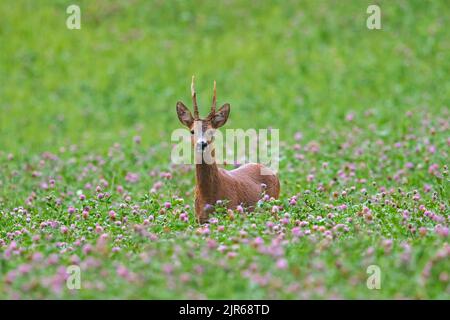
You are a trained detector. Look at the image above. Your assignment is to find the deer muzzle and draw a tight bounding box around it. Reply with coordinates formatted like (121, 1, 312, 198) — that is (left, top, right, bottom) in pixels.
(196, 139, 208, 151)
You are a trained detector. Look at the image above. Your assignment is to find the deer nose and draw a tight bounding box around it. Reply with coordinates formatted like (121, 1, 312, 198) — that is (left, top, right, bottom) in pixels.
(197, 140, 208, 150)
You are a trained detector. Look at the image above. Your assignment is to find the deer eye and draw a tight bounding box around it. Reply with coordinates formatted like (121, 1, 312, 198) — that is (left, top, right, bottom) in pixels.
(190, 130, 194, 135)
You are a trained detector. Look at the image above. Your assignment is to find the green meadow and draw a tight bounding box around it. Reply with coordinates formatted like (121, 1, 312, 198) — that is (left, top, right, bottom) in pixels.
(0, 0, 448, 299)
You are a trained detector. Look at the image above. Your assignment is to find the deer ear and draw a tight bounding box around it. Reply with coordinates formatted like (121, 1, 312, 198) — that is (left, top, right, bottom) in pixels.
(211, 103, 230, 128)
(176, 101, 194, 127)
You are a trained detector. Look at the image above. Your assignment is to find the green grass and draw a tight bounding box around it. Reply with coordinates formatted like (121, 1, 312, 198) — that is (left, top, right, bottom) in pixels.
(0, 0, 449, 299)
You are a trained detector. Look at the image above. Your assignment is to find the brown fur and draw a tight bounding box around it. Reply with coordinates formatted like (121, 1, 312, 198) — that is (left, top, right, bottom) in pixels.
(194, 162, 280, 223)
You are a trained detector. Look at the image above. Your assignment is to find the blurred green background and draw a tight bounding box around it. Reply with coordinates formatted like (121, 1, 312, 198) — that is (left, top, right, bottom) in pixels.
(1, 0, 449, 153)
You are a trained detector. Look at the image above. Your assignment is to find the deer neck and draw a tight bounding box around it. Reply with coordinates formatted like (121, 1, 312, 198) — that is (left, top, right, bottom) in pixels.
(195, 155, 221, 201)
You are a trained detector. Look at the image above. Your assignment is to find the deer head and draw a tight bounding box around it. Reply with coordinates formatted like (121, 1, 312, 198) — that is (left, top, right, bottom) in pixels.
(176, 77, 230, 159)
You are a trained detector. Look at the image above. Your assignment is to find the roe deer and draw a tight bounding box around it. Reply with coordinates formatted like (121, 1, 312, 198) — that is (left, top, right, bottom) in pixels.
(176, 77, 280, 223)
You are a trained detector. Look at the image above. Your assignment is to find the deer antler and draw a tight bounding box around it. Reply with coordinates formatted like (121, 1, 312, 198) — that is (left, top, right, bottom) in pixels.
(211, 80, 217, 115)
(207, 80, 217, 119)
(191, 76, 199, 120)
